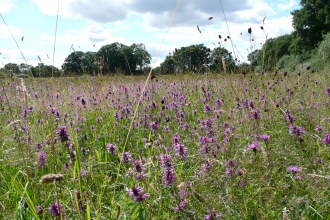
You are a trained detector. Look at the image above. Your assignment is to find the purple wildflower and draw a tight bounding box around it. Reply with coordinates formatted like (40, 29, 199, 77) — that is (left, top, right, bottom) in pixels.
(36, 151, 47, 167)
(127, 186, 150, 203)
(205, 209, 222, 220)
(178, 189, 188, 199)
(251, 108, 261, 120)
(259, 134, 270, 142)
(106, 143, 117, 155)
(172, 133, 181, 146)
(36, 205, 43, 215)
(75, 190, 86, 211)
(174, 143, 188, 161)
(174, 201, 187, 212)
(287, 166, 302, 174)
(162, 168, 176, 186)
(133, 160, 148, 180)
(236, 168, 243, 177)
(289, 124, 305, 136)
(226, 159, 237, 167)
(49, 202, 63, 217)
(322, 133, 330, 144)
(150, 121, 159, 132)
(248, 141, 260, 153)
(56, 125, 71, 143)
(315, 157, 323, 164)
(315, 125, 323, 133)
(325, 86, 330, 96)
(284, 110, 295, 123)
(122, 152, 132, 163)
(160, 154, 174, 169)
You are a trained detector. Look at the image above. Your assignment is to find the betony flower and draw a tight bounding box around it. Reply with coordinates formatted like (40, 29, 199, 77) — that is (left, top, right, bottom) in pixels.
(122, 152, 132, 163)
(106, 143, 117, 155)
(49, 202, 63, 217)
(162, 168, 176, 186)
(56, 125, 71, 143)
(36, 151, 47, 167)
(127, 186, 149, 203)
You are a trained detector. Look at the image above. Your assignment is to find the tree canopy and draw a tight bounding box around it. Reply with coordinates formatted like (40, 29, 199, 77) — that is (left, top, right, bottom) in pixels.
(291, 0, 330, 54)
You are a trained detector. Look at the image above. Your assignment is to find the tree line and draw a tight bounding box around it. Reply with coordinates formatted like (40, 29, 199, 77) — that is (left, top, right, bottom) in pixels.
(1, 0, 329, 77)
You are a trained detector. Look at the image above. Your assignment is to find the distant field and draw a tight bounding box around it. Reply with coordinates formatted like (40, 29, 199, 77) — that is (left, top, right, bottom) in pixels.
(1, 71, 330, 219)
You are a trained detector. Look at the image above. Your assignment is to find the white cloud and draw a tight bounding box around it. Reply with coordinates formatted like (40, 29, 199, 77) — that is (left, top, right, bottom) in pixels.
(41, 24, 129, 48)
(0, 0, 15, 13)
(0, 24, 21, 38)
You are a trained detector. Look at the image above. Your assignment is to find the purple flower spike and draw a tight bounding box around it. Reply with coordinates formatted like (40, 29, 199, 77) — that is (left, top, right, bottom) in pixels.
(127, 186, 149, 203)
(106, 143, 117, 155)
(121, 152, 132, 163)
(56, 125, 71, 143)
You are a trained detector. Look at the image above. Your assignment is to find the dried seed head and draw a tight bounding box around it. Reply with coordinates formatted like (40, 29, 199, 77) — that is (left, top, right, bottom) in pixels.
(260, 26, 264, 30)
(208, 17, 213, 20)
(219, 35, 221, 39)
(40, 174, 64, 184)
(248, 27, 252, 34)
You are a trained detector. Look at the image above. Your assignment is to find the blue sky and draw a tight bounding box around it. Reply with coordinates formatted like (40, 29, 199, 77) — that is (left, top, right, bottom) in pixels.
(0, 0, 300, 69)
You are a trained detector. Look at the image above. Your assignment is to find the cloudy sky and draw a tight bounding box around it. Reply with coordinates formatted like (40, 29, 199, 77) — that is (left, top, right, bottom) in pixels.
(0, 0, 300, 69)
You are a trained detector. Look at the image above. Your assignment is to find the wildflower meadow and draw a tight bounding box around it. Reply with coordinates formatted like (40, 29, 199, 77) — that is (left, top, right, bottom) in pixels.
(1, 71, 330, 219)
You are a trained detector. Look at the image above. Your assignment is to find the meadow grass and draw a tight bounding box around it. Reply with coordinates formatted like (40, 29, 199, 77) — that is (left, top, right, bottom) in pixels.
(1, 71, 330, 219)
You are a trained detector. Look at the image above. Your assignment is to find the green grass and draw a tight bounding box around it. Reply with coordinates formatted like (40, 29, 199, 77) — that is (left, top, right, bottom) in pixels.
(1, 71, 330, 219)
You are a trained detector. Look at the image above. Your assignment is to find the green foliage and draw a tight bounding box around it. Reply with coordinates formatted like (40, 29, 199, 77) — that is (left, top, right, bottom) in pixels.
(318, 32, 330, 62)
(96, 42, 151, 75)
(31, 64, 60, 77)
(160, 55, 175, 74)
(172, 44, 210, 73)
(62, 51, 85, 75)
(291, 0, 330, 53)
(4, 63, 20, 74)
(209, 47, 236, 72)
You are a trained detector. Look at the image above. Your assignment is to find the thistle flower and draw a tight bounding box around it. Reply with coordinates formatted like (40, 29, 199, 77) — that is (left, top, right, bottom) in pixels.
(49, 202, 64, 217)
(259, 134, 270, 142)
(127, 186, 149, 203)
(287, 166, 302, 174)
(248, 141, 259, 153)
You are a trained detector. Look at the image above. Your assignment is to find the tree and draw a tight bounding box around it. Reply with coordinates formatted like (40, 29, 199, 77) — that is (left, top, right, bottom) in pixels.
(131, 43, 151, 74)
(209, 47, 236, 73)
(4, 63, 19, 74)
(291, 0, 330, 54)
(159, 56, 175, 74)
(62, 51, 85, 75)
(81, 51, 99, 75)
(172, 44, 210, 73)
(97, 43, 128, 75)
(262, 34, 293, 70)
